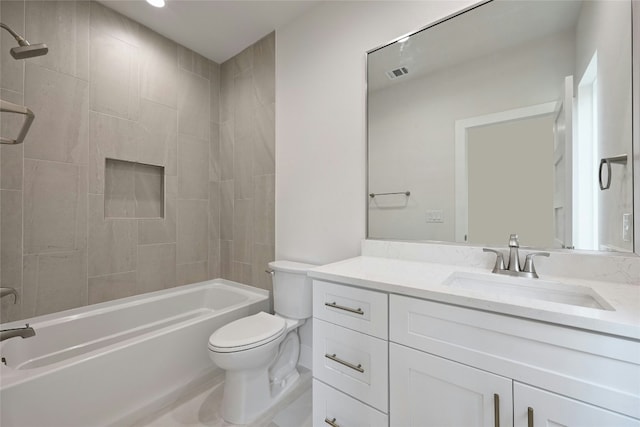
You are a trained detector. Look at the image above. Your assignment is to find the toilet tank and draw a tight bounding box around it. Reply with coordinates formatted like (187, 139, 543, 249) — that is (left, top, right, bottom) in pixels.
(268, 260, 316, 320)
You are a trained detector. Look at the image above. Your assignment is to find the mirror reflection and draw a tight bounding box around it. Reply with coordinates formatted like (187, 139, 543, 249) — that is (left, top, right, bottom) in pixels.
(367, 0, 634, 252)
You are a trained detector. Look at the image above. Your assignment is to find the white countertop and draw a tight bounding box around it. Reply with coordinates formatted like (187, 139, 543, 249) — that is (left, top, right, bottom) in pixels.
(308, 256, 640, 340)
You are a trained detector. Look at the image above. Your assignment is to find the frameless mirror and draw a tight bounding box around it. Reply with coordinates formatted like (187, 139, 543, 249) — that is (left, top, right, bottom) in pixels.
(367, 0, 635, 253)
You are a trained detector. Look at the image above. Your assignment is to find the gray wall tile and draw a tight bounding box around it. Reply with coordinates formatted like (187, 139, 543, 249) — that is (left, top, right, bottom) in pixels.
(24, 160, 87, 254)
(88, 111, 138, 194)
(26, 0, 89, 80)
(253, 32, 275, 106)
(178, 134, 209, 200)
(1, 89, 24, 190)
(233, 136, 253, 200)
(210, 122, 220, 181)
(220, 60, 235, 123)
(177, 261, 208, 286)
(233, 198, 253, 263)
(254, 174, 275, 246)
(253, 243, 275, 292)
(178, 69, 210, 140)
(253, 102, 275, 176)
(220, 239, 232, 280)
(234, 69, 255, 141)
(232, 261, 252, 284)
(220, 180, 234, 240)
(88, 194, 137, 276)
(208, 238, 220, 279)
(0, 0, 25, 92)
(1, 190, 22, 322)
(137, 243, 176, 292)
(177, 199, 208, 264)
(138, 99, 177, 175)
(135, 163, 164, 218)
(209, 181, 220, 241)
(88, 271, 137, 304)
(89, 29, 140, 120)
(210, 61, 220, 123)
(22, 250, 87, 317)
(90, 1, 140, 47)
(104, 159, 136, 218)
(138, 193, 176, 245)
(220, 120, 234, 180)
(24, 63, 89, 164)
(140, 30, 178, 108)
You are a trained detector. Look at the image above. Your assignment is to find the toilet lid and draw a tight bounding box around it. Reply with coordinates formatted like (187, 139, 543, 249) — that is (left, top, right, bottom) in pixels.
(208, 312, 286, 353)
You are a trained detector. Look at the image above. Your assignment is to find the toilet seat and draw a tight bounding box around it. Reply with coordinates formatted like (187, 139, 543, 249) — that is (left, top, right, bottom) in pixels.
(209, 312, 286, 353)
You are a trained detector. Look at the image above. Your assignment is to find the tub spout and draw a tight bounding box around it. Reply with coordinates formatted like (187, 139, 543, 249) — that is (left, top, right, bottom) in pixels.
(1, 324, 35, 341)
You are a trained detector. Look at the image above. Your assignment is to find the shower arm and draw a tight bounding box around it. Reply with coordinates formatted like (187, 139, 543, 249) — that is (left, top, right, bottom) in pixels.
(0, 22, 28, 46)
(0, 99, 35, 145)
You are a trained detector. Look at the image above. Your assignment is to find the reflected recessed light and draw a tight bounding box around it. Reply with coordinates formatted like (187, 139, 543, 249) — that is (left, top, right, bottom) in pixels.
(146, 0, 165, 8)
(397, 36, 410, 44)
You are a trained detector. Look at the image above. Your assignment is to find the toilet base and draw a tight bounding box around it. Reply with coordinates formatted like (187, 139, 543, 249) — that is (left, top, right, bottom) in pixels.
(221, 366, 301, 425)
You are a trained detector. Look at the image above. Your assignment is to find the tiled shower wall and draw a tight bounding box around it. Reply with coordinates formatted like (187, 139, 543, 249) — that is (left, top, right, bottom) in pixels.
(0, 1, 275, 322)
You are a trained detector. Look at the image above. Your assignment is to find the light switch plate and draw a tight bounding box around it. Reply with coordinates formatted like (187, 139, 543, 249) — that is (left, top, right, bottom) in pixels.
(426, 210, 444, 223)
(622, 213, 632, 242)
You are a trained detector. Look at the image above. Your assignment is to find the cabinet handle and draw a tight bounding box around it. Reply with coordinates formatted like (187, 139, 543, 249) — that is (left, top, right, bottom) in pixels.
(324, 301, 364, 315)
(528, 407, 534, 427)
(325, 353, 365, 373)
(325, 417, 340, 427)
(494, 394, 500, 427)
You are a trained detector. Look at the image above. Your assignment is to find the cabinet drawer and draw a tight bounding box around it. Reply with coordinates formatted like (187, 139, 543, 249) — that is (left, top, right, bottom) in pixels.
(313, 280, 388, 339)
(313, 380, 388, 427)
(313, 319, 388, 412)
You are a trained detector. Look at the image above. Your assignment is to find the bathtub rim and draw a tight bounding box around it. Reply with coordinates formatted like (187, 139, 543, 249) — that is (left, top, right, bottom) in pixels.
(1, 278, 268, 330)
(1, 279, 268, 387)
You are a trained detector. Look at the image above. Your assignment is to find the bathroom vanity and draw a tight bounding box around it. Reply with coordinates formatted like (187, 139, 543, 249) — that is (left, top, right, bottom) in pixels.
(309, 255, 640, 427)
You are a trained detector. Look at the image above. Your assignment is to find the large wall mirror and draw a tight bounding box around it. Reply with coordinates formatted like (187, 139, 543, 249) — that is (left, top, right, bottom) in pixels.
(367, 0, 637, 254)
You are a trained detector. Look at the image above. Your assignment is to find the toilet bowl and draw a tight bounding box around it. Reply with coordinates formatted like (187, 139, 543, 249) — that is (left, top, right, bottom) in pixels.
(207, 261, 316, 424)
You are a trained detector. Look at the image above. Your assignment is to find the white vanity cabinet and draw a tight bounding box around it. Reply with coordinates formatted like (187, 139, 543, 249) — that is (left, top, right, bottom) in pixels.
(390, 294, 640, 426)
(311, 278, 640, 427)
(312, 280, 389, 426)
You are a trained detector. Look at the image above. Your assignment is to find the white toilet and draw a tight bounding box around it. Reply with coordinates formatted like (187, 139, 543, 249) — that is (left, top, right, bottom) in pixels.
(208, 260, 315, 424)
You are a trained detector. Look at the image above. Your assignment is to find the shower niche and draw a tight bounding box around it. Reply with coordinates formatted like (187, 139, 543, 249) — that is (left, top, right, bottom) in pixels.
(104, 158, 164, 219)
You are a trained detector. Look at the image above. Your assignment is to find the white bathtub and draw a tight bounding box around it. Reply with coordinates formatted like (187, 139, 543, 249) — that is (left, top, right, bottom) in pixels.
(0, 279, 269, 427)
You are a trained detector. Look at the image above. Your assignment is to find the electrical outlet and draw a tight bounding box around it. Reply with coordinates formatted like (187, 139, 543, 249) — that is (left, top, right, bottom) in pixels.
(426, 210, 444, 223)
(622, 213, 632, 242)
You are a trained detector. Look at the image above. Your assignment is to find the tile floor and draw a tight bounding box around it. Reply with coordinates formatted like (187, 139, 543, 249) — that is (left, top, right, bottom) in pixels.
(133, 368, 312, 427)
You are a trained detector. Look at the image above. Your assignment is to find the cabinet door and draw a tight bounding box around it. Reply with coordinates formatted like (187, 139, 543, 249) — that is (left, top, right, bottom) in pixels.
(514, 383, 640, 427)
(390, 343, 512, 427)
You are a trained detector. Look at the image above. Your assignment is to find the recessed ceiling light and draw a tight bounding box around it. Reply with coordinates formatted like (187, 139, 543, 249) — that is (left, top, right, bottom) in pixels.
(146, 0, 165, 8)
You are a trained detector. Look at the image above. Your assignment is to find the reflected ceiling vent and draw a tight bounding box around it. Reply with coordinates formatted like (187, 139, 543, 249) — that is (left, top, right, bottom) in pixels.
(386, 66, 409, 80)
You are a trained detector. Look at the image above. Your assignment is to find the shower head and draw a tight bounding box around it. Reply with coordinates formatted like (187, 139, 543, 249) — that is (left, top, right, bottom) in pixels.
(0, 22, 48, 59)
(10, 43, 49, 59)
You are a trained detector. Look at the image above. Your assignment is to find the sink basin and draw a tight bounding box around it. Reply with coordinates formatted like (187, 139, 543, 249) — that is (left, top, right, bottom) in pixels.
(443, 272, 613, 311)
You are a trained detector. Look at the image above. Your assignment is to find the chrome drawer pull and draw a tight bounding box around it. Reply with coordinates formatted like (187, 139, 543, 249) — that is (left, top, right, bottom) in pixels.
(324, 301, 364, 315)
(527, 407, 534, 427)
(325, 353, 364, 373)
(494, 394, 500, 427)
(325, 417, 340, 427)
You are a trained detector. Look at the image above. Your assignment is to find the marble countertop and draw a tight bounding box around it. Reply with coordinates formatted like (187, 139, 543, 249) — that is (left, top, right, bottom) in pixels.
(308, 256, 640, 340)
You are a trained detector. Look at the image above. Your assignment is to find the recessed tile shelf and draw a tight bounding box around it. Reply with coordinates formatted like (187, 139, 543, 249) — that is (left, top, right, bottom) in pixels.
(105, 158, 164, 219)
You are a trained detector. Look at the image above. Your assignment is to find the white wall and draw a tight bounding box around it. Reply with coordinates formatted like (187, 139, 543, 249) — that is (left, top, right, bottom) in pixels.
(575, 0, 633, 252)
(276, 1, 476, 265)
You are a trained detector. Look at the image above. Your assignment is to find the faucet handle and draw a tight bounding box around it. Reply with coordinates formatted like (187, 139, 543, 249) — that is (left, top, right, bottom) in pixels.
(508, 234, 520, 248)
(483, 248, 506, 273)
(523, 252, 550, 278)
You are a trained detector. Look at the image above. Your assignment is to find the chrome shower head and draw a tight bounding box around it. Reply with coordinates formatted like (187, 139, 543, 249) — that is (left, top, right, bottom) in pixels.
(10, 43, 49, 59)
(1, 22, 48, 59)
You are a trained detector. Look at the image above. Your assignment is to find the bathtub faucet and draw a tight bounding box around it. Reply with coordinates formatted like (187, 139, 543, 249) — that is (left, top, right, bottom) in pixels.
(1, 324, 35, 342)
(0, 287, 18, 303)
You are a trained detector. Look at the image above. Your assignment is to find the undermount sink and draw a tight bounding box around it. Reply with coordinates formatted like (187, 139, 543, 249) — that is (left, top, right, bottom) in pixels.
(443, 272, 614, 311)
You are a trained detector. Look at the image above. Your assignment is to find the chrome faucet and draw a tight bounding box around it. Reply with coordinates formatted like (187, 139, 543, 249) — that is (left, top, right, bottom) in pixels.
(0, 287, 18, 303)
(483, 234, 549, 279)
(1, 324, 35, 342)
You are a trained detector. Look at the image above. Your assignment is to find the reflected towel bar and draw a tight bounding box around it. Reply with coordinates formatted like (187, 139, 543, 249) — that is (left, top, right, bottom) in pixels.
(369, 191, 410, 198)
(598, 154, 627, 190)
(0, 99, 34, 145)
